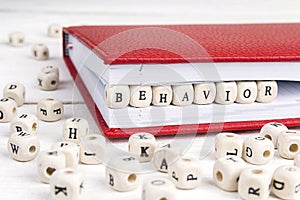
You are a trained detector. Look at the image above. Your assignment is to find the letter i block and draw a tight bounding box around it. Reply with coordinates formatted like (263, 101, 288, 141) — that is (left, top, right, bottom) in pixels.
(272, 165, 300, 200)
(63, 118, 89, 145)
(215, 81, 237, 105)
(104, 85, 130, 108)
(128, 132, 156, 162)
(129, 85, 152, 108)
(168, 156, 202, 189)
(256, 81, 278, 103)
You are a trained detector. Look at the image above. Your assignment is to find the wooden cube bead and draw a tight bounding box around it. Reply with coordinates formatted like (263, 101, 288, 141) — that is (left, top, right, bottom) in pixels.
(0, 98, 17, 122)
(3, 82, 25, 106)
(37, 98, 64, 122)
(235, 81, 257, 104)
(215, 81, 237, 105)
(152, 85, 172, 106)
(213, 156, 247, 192)
(130, 85, 152, 108)
(80, 134, 105, 165)
(51, 141, 79, 168)
(168, 156, 202, 189)
(278, 130, 300, 159)
(63, 118, 89, 145)
(153, 142, 180, 173)
(104, 85, 130, 108)
(242, 136, 274, 165)
(193, 82, 216, 105)
(214, 132, 244, 159)
(37, 71, 59, 91)
(32, 44, 49, 60)
(9, 32, 25, 47)
(7, 131, 40, 162)
(272, 165, 300, 200)
(259, 122, 288, 148)
(172, 84, 194, 106)
(238, 168, 272, 200)
(256, 81, 278, 103)
(37, 150, 67, 183)
(142, 178, 176, 200)
(50, 168, 84, 200)
(128, 132, 156, 162)
(10, 113, 39, 134)
(106, 156, 141, 192)
(48, 24, 62, 38)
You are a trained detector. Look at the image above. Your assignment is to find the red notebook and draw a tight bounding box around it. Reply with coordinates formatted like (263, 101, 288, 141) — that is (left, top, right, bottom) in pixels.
(63, 23, 300, 138)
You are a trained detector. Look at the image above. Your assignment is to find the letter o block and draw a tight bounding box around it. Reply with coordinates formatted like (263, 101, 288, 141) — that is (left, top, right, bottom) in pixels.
(272, 165, 300, 200)
(235, 81, 257, 104)
(105, 85, 130, 108)
(0, 98, 17, 123)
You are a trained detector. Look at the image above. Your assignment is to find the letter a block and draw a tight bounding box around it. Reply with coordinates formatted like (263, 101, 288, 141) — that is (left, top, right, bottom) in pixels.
(172, 84, 194, 106)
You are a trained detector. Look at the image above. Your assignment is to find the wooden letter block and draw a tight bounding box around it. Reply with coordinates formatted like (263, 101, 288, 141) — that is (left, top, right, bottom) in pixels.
(152, 85, 172, 106)
(128, 132, 156, 162)
(51, 141, 79, 168)
(168, 156, 202, 189)
(142, 178, 176, 200)
(9, 32, 25, 47)
(130, 85, 152, 108)
(213, 156, 246, 192)
(63, 117, 89, 145)
(10, 113, 39, 134)
(259, 122, 288, 148)
(172, 84, 194, 106)
(0, 98, 17, 123)
(37, 150, 67, 183)
(242, 136, 274, 165)
(48, 24, 62, 38)
(238, 168, 272, 200)
(105, 85, 130, 108)
(256, 81, 278, 103)
(3, 82, 25, 106)
(215, 82, 237, 105)
(37, 98, 64, 122)
(193, 82, 216, 104)
(50, 168, 84, 200)
(235, 81, 257, 104)
(80, 134, 105, 165)
(278, 130, 300, 159)
(215, 132, 244, 159)
(7, 131, 40, 162)
(272, 165, 300, 200)
(105, 156, 141, 192)
(32, 44, 49, 60)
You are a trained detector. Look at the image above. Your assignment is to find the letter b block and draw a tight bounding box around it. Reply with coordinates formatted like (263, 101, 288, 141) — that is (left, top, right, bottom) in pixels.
(105, 85, 130, 108)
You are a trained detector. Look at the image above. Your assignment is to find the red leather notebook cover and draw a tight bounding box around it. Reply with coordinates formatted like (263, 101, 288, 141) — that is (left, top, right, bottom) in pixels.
(63, 23, 300, 138)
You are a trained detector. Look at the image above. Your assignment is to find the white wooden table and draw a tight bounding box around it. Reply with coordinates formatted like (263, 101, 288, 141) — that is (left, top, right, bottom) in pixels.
(0, 1, 300, 199)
